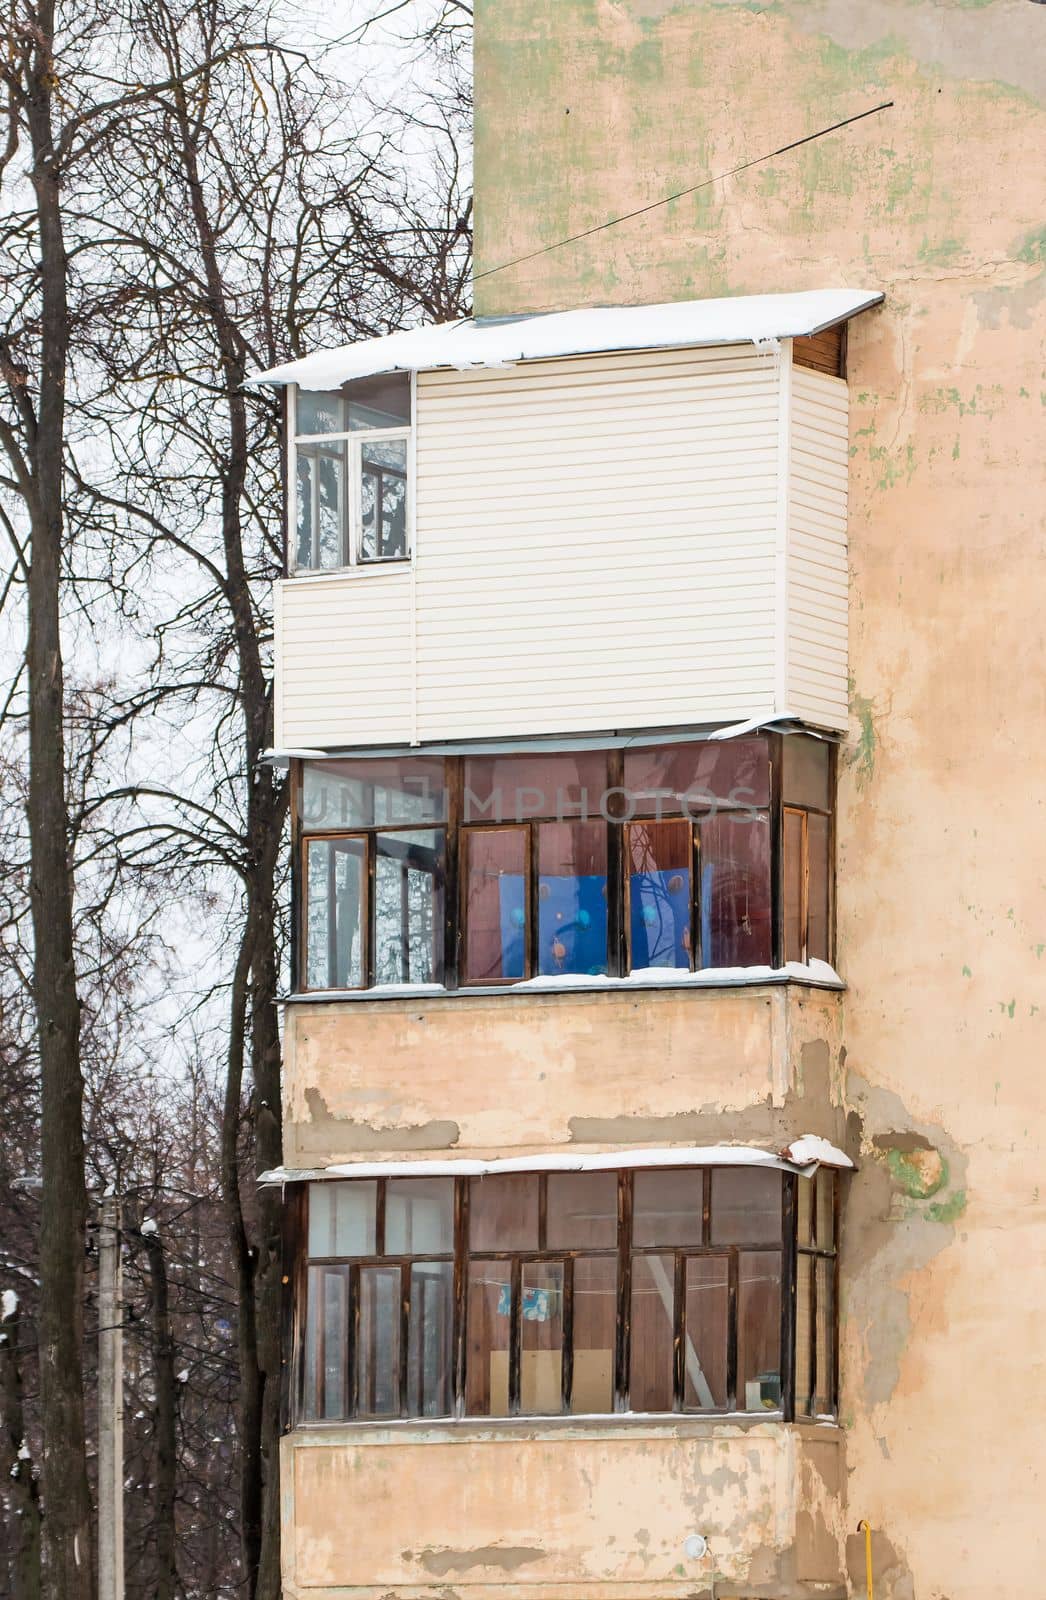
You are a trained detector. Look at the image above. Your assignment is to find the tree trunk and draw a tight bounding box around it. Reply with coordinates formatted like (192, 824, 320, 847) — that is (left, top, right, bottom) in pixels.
(23, 7, 94, 1596)
(143, 1232, 177, 1600)
(0, 1298, 42, 1600)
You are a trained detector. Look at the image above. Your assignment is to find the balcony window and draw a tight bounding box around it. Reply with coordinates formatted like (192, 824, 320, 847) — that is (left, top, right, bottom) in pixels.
(296, 735, 834, 991)
(296, 1165, 839, 1423)
(292, 374, 411, 571)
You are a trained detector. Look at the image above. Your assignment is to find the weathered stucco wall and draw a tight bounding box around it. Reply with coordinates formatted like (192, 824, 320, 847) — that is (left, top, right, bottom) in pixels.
(473, 2, 1046, 1594)
(281, 1420, 847, 1600)
(282, 983, 845, 1167)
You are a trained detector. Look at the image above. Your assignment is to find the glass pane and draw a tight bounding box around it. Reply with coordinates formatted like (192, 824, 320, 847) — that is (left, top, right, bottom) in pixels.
(361, 438, 407, 560)
(807, 812, 831, 963)
(295, 452, 314, 568)
(782, 735, 830, 812)
(295, 442, 346, 570)
(571, 1257, 616, 1413)
(374, 829, 445, 985)
(357, 1265, 401, 1417)
(302, 758, 446, 831)
(698, 812, 772, 968)
(783, 808, 806, 964)
(305, 837, 365, 988)
(814, 1257, 835, 1414)
(345, 372, 411, 430)
(710, 1168, 781, 1246)
(537, 821, 608, 977)
(683, 1256, 729, 1410)
(464, 752, 607, 823)
(815, 1169, 835, 1250)
(304, 1265, 350, 1420)
(795, 1253, 814, 1417)
(738, 1251, 782, 1412)
(547, 1172, 618, 1249)
(520, 1261, 564, 1415)
(407, 1262, 453, 1417)
(308, 1181, 377, 1258)
(469, 1175, 539, 1253)
(633, 1169, 703, 1247)
(629, 1253, 675, 1412)
(463, 828, 526, 982)
(797, 1176, 814, 1247)
(296, 389, 346, 435)
(623, 738, 770, 815)
(466, 1258, 510, 1415)
(386, 1177, 454, 1255)
(627, 820, 692, 971)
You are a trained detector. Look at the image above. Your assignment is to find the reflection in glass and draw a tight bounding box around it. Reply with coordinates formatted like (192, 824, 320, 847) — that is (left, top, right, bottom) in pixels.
(627, 820, 692, 970)
(624, 738, 770, 814)
(361, 438, 408, 560)
(374, 829, 444, 984)
(815, 1257, 835, 1415)
(357, 1266, 401, 1417)
(306, 837, 365, 988)
(296, 390, 346, 435)
(795, 1253, 814, 1416)
(463, 827, 526, 982)
(408, 1262, 453, 1417)
(698, 812, 772, 968)
(302, 758, 446, 832)
(295, 442, 346, 569)
(537, 821, 608, 976)
(463, 751, 607, 823)
(304, 1265, 350, 1421)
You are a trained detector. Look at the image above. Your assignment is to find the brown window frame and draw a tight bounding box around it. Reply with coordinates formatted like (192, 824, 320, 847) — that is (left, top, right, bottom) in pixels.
(292, 735, 835, 993)
(286, 1166, 841, 1429)
(299, 824, 446, 993)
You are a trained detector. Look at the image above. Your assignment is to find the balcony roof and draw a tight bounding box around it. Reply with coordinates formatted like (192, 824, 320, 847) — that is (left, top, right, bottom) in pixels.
(259, 1134, 854, 1186)
(251, 287, 883, 390)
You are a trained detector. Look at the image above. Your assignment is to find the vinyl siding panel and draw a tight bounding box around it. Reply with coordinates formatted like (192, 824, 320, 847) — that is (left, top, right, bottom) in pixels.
(274, 568, 413, 747)
(786, 367, 850, 731)
(413, 347, 780, 741)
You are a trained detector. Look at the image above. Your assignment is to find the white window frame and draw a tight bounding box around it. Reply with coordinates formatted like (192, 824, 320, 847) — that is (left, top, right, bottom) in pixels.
(288, 376, 415, 574)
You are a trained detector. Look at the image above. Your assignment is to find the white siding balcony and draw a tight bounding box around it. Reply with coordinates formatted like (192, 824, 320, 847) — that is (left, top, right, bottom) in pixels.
(260, 291, 880, 750)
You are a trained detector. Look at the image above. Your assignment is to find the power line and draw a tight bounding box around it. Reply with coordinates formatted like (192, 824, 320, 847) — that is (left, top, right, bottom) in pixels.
(473, 100, 894, 283)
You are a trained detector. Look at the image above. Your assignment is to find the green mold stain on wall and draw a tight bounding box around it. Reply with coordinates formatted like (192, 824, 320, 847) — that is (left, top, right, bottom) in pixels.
(847, 689, 877, 788)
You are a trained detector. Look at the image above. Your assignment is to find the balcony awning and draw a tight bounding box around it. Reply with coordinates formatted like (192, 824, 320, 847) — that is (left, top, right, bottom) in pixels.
(250, 288, 883, 390)
(259, 1135, 853, 1186)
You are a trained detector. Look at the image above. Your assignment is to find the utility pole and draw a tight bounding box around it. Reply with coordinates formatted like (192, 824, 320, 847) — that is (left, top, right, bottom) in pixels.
(97, 1195, 124, 1600)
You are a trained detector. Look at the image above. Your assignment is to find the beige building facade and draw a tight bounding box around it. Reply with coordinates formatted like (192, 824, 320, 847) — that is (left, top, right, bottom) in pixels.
(267, 4, 1046, 1597)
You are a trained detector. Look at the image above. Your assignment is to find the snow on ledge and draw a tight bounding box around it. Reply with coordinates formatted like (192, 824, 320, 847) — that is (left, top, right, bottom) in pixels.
(260, 1136, 852, 1187)
(284, 961, 844, 1006)
(250, 289, 884, 390)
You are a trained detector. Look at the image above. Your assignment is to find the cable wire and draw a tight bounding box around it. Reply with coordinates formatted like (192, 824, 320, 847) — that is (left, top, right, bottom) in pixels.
(473, 100, 893, 282)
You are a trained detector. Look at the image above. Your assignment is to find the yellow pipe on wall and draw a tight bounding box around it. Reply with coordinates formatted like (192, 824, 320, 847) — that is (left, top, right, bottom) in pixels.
(857, 1520, 874, 1599)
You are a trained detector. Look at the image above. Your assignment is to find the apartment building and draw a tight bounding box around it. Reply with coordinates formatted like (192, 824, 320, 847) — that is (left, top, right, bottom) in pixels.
(259, 4, 1046, 1596)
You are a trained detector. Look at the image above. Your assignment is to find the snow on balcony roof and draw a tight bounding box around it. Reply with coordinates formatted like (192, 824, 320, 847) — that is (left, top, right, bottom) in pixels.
(250, 288, 883, 390)
(259, 1136, 853, 1186)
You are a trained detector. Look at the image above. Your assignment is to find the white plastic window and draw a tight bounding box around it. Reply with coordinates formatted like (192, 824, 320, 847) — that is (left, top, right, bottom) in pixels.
(291, 373, 411, 571)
